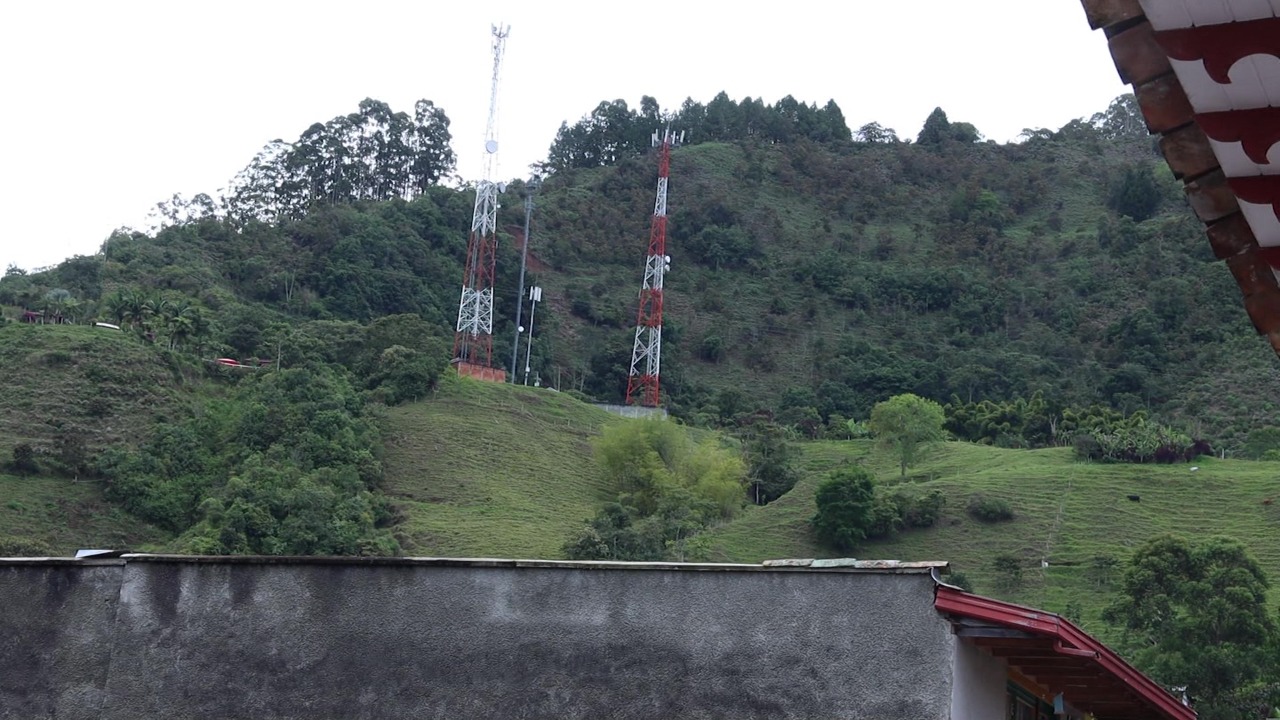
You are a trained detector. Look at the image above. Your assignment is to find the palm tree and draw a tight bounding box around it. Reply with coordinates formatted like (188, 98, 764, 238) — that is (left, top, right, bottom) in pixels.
(42, 288, 72, 324)
(104, 289, 130, 325)
(120, 289, 148, 330)
(164, 301, 196, 350)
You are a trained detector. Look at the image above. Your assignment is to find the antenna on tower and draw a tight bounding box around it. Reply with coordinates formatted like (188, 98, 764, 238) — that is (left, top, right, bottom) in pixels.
(453, 23, 510, 382)
(625, 128, 682, 408)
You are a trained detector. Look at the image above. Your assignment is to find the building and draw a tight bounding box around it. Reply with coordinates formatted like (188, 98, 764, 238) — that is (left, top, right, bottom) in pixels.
(1, 554, 1191, 719)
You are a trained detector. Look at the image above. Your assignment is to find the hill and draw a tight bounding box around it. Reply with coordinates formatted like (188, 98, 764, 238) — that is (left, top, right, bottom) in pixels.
(380, 375, 615, 558)
(703, 439, 1280, 641)
(3, 93, 1280, 560)
(0, 322, 196, 553)
(0, 322, 203, 457)
(8, 101, 1276, 449)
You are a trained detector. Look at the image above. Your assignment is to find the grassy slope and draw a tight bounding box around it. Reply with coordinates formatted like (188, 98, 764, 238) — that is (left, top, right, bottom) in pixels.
(0, 322, 196, 553)
(704, 440, 1280, 639)
(0, 471, 171, 554)
(380, 380, 1280, 642)
(0, 322, 194, 454)
(380, 375, 617, 558)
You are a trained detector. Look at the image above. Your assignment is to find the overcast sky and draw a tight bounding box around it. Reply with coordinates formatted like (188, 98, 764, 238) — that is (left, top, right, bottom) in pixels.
(0, 1, 1127, 273)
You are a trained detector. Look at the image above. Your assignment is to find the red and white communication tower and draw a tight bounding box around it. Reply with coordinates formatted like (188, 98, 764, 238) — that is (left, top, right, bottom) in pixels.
(626, 129, 682, 407)
(453, 24, 509, 382)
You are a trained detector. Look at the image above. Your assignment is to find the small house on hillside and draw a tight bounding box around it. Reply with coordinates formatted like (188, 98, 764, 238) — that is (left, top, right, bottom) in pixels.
(1, 555, 1192, 719)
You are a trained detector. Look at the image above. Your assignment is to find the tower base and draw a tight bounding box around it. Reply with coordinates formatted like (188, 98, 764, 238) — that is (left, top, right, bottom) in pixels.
(455, 362, 507, 383)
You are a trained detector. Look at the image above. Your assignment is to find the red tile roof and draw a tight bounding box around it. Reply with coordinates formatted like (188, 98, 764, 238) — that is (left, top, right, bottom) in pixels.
(1082, 0, 1280, 355)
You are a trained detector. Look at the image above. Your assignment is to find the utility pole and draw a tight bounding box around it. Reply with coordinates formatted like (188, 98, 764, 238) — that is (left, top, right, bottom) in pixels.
(453, 24, 509, 381)
(523, 286, 542, 386)
(510, 177, 539, 382)
(625, 129, 681, 407)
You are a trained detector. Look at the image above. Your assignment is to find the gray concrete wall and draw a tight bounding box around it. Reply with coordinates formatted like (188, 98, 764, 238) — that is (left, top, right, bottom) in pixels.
(1, 557, 957, 720)
(593, 403, 669, 419)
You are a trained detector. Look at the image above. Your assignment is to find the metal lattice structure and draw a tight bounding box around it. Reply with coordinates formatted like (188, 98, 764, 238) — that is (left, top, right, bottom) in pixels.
(454, 24, 509, 379)
(626, 130, 681, 407)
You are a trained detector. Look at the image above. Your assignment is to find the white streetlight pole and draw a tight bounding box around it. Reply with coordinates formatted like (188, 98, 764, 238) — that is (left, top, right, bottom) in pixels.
(523, 286, 542, 386)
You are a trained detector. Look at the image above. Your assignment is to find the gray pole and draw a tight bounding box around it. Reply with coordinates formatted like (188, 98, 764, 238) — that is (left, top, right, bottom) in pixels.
(510, 180, 537, 382)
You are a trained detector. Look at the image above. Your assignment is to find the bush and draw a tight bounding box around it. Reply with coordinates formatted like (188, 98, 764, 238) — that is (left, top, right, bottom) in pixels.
(948, 571, 974, 593)
(699, 335, 725, 363)
(992, 553, 1023, 588)
(811, 466, 876, 552)
(0, 536, 55, 556)
(865, 495, 904, 539)
(895, 489, 946, 528)
(10, 444, 38, 475)
(967, 494, 1014, 523)
(42, 350, 72, 367)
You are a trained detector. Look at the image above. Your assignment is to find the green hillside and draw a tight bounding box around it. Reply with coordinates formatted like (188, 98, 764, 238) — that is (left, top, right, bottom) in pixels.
(0, 470, 171, 555)
(381, 375, 615, 558)
(372, 378, 1280, 646)
(0, 322, 203, 457)
(0, 322, 199, 553)
(703, 439, 1280, 639)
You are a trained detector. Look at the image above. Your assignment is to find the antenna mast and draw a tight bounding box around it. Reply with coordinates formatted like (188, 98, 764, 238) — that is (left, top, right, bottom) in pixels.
(453, 24, 509, 381)
(625, 129, 681, 407)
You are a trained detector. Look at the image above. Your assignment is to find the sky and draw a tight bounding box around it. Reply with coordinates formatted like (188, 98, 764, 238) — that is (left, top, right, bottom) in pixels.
(0, 1, 1128, 273)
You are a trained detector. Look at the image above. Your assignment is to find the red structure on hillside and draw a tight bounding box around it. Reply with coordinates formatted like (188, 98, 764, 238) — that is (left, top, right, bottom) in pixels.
(625, 130, 681, 408)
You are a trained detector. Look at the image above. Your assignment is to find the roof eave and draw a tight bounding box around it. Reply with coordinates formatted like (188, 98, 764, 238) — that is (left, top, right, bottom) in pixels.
(935, 585, 1196, 720)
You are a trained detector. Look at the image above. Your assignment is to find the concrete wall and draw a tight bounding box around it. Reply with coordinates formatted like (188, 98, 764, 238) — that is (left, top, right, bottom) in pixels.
(593, 403, 669, 419)
(950, 635, 1008, 720)
(2, 557, 957, 720)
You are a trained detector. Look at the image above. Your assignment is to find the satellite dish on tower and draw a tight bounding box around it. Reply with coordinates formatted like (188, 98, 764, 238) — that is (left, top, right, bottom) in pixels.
(485, 139, 499, 154)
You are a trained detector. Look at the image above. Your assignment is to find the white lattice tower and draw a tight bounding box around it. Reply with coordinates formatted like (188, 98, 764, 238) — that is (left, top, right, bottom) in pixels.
(454, 24, 509, 375)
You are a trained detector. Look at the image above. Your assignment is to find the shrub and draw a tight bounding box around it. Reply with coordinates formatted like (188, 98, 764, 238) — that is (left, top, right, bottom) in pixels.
(811, 466, 876, 552)
(699, 335, 725, 363)
(42, 350, 72, 367)
(865, 495, 903, 539)
(948, 571, 974, 593)
(85, 396, 112, 418)
(0, 536, 54, 556)
(967, 494, 1014, 523)
(992, 553, 1023, 588)
(896, 489, 947, 528)
(10, 444, 38, 475)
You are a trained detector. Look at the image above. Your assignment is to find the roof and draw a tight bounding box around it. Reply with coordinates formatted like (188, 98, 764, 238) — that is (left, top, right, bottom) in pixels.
(1081, 0, 1280, 355)
(935, 585, 1195, 720)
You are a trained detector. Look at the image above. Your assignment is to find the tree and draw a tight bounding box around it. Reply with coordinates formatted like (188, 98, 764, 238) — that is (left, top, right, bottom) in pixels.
(1105, 535, 1278, 718)
(1107, 164, 1162, 221)
(868, 393, 946, 476)
(917, 107, 952, 145)
(1242, 427, 1280, 460)
(855, 122, 899, 144)
(741, 420, 800, 505)
(1090, 93, 1146, 140)
(811, 466, 876, 552)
